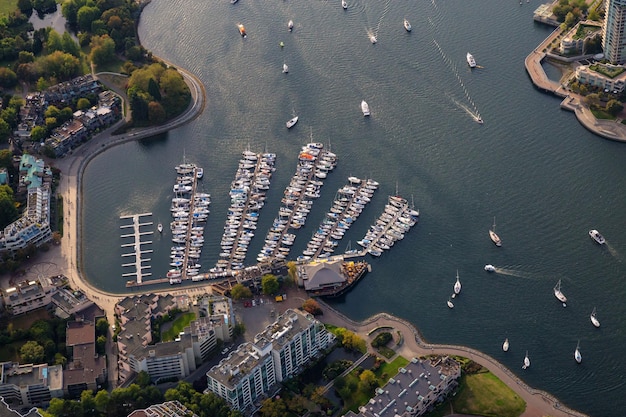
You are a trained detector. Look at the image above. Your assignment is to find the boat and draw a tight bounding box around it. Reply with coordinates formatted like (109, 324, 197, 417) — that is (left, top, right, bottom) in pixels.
(342, 0, 347, 9)
(590, 307, 600, 328)
(484, 264, 496, 272)
(157, 223, 163, 233)
(231, 0, 238, 3)
(574, 341, 582, 364)
(288, 20, 294, 31)
(453, 270, 461, 295)
(522, 351, 530, 369)
(403, 18, 412, 32)
(237, 23, 247, 38)
(369, 34, 377, 44)
(554, 279, 567, 306)
(286, 116, 299, 129)
(467, 52, 477, 68)
(361, 100, 370, 116)
(196, 167, 203, 179)
(489, 217, 502, 247)
(502, 338, 509, 352)
(588, 229, 606, 245)
(447, 298, 454, 309)
(283, 63, 289, 73)
(474, 114, 484, 124)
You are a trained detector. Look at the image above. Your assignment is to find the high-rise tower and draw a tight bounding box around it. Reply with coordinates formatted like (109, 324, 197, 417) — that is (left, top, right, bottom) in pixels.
(603, 0, 626, 64)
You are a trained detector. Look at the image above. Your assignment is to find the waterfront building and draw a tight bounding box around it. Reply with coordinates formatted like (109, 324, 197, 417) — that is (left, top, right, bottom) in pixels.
(1, 278, 56, 316)
(603, 0, 626, 64)
(575, 64, 626, 92)
(64, 320, 107, 398)
(116, 294, 228, 384)
(0, 362, 63, 409)
(296, 258, 370, 297)
(559, 21, 602, 56)
(205, 309, 333, 414)
(343, 356, 461, 417)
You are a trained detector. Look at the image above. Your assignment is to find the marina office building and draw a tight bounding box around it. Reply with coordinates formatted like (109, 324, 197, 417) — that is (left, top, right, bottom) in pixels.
(205, 309, 334, 414)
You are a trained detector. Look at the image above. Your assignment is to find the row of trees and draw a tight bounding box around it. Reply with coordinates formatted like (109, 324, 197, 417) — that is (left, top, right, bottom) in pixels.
(0, 317, 69, 365)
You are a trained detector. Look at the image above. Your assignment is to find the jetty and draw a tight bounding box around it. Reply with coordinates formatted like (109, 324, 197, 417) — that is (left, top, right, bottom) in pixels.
(120, 212, 153, 284)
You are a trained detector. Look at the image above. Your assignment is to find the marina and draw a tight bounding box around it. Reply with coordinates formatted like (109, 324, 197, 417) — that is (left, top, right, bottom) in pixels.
(120, 213, 154, 284)
(256, 142, 337, 264)
(215, 150, 276, 272)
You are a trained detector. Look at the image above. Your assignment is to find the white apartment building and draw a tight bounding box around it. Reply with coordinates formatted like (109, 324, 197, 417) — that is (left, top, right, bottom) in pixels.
(603, 0, 626, 64)
(205, 309, 333, 414)
(1, 278, 56, 316)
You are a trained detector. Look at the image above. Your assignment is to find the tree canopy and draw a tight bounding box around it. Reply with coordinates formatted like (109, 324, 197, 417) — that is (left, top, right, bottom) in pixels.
(261, 274, 279, 295)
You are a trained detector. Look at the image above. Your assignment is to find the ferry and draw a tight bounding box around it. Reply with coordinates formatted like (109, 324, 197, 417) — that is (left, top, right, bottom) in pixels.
(467, 52, 477, 68)
(237, 23, 247, 38)
(361, 100, 370, 116)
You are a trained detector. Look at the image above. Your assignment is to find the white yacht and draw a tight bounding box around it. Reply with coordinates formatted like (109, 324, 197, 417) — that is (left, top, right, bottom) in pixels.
(288, 20, 294, 31)
(157, 223, 163, 233)
(522, 351, 530, 369)
(588, 229, 606, 244)
(574, 341, 582, 364)
(370, 34, 377, 44)
(467, 52, 477, 68)
(286, 116, 299, 129)
(361, 100, 370, 116)
(453, 270, 461, 295)
(554, 279, 567, 305)
(590, 307, 600, 328)
(484, 264, 496, 272)
(403, 19, 412, 32)
(342, 0, 347, 9)
(502, 338, 509, 352)
(447, 298, 454, 309)
(283, 63, 289, 73)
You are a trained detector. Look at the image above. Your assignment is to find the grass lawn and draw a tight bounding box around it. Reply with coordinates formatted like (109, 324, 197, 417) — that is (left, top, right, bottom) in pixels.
(373, 356, 409, 384)
(339, 370, 373, 413)
(0, 0, 16, 15)
(591, 109, 615, 120)
(161, 312, 196, 342)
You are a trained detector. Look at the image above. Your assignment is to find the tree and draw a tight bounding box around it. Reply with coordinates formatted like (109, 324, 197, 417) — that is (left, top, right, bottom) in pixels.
(62, 32, 81, 57)
(147, 77, 161, 101)
(96, 335, 106, 355)
(30, 125, 47, 143)
(20, 341, 45, 363)
(606, 99, 624, 116)
(259, 397, 287, 417)
(96, 318, 109, 336)
(230, 283, 252, 300)
(18, 51, 34, 64)
(80, 390, 97, 415)
(18, 0, 32, 14)
(46, 30, 63, 53)
(261, 274, 279, 295)
(76, 97, 91, 110)
(302, 298, 322, 316)
(0, 68, 17, 88)
(94, 389, 110, 413)
(358, 369, 377, 392)
(77, 5, 101, 32)
(0, 149, 12, 168)
(89, 34, 115, 66)
(0, 185, 18, 228)
(148, 101, 166, 124)
(54, 352, 67, 366)
(135, 370, 151, 388)
(0, 119, 10, 143)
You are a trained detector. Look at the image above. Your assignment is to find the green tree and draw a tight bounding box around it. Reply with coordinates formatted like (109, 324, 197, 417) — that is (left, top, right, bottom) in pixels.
(147, 77, 161, 101)
(89, 34, 115, 66)
(46, 30, 63, 53)
(96, 318, 109, 336)
(80, 390, 97, 415)
(0, 68, 17, 88)
(259, 397, 287, 417)
(358, 369, 377, 392)
(18, 0, 32, 13)
(77, 5, 101, 32)
(77, 97, 91, 110)
(606, 99, 624, 116)
(62, 32, 81, 57)
(0, 119, 10, 143)
(54, 352, 67, 366)
(18, 51, 34, 64)
(230, 283, 252, 300)
(0, 149, 12, 168)
(261, 274, 279, 295)
(148, 101, 166, 124)
(30, 125, 47, 143)
(0, 184, 18, 228)
(29, 319, 54, 343)
(20, 341, 45, 363)
(94, 389, 110, 413)
(96, 335, 106, 355)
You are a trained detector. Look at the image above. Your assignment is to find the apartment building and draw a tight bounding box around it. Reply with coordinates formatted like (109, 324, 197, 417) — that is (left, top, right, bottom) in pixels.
(603, 0, 626, 64)
(0, 362, 63, 409)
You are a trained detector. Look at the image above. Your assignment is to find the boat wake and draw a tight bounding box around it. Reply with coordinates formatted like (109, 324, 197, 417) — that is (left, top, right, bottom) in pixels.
(493, 268, 537, 280)
(449, 96, 483, 124)
(606, 243, 623, 262)
(433, 38, 483, 124)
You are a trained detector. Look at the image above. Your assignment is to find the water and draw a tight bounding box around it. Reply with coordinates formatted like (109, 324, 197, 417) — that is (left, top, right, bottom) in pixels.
(79, 1, 626, 415)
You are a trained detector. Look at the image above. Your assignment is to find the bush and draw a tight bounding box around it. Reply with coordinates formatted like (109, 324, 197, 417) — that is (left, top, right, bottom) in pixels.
(371, 332, 392, 348)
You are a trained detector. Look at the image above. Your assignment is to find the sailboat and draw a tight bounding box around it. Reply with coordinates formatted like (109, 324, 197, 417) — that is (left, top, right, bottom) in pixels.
(447, 298, 454, 309)
(453, 270, 461, 295)
(574, 341, 582, 364)
(157, 223, 163, 233)
(489, 217, 502, 247)
(502, 338, 509, 352)
(522, 351, 530, 369)
(554, 279, 567, 306)
(590, 307, 600, 328)
(282, 63, 289, 73)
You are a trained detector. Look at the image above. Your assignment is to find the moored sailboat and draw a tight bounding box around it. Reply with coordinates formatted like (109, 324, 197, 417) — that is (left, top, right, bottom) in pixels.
(489, 217, 502, 246)
(453, 270, 461, 295)
(502, 338, 509, 352)
(554, 279, 567, 306)
(590, 307, 600, 328)
(574, 341, 582, 364)
(522, 351, 530, 369)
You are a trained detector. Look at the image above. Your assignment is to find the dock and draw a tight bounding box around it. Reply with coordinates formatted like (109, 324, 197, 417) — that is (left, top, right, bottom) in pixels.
(120, 212, 154, 284)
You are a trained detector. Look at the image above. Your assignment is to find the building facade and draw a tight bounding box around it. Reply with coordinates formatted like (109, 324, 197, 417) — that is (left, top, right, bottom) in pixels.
(0, 362, 63, 409)
(1, 278, 56, 316)
(205, 309, 333, 414)
(603, 0, 626, 64)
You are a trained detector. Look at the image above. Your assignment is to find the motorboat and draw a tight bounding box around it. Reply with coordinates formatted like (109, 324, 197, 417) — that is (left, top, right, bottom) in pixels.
(288, 20, 294, 31)
(342, 0, 347, 9)
(590, 307, 600, 328)
(453, 270, 461, 295)
(467, 52, 476, 68)
(157, 223, 163, 233)
(574, 341, 582, 364)
(361, 100, 370, 116)
(489, 217, 501, 246)
(196, 167, 203, 179)
(554, 279, 567, 306)
(370, 34, 377, 44)
(283, 63, 289, 73)
(447, 298, 454, 309)
(588, 229, 606, 245)
(502, 338, 509, 352)
(522, 351, 530, 369)
(237, 23, 247, 38)
(484, 264, 496, 272)
(286, 116, 298, 129)
(474, 114, 484, 124)
(403, 19, 412, 32)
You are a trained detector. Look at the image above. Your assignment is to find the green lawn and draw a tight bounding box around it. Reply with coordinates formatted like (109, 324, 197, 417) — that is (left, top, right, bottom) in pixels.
(591, 108, 616, 120)
(0, 0, 16, 15)
(161, 312, 196, 342)
(373, 356, 409, 384)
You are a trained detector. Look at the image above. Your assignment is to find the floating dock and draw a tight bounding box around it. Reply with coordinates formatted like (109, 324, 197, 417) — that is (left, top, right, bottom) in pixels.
(120, 212, 154, 284)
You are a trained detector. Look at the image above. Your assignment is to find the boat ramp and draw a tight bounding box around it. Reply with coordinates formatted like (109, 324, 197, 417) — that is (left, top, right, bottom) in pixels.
(120, 212, 154, 284)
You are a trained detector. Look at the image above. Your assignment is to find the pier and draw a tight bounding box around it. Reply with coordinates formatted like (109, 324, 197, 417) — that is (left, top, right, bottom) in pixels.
(120, 212, 154, 284)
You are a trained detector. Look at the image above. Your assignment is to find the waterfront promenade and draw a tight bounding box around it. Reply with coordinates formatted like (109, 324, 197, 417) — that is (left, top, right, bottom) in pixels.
(525, 27, 626, 142)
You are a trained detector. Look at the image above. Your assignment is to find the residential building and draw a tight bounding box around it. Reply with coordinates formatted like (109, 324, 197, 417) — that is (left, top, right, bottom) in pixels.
(0, 397, 44, 417)
(603, 0, 626, 64)
(343, 356, 461, 417)
(1, 278, 56, 316)
(64, 320, 107, 398)
(0, 362, 63, 409)
(50, 288, 94, 318)
(127, 400, 198, 417)
(116, 294, 229, 384)
(0, 185, 52, 254)
(575, 64, 626, 92)
(205, 308, 333, 414)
